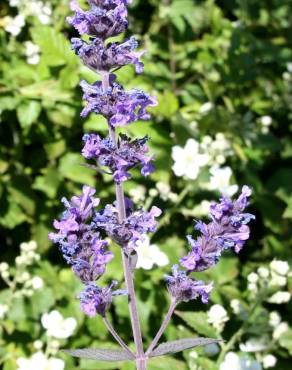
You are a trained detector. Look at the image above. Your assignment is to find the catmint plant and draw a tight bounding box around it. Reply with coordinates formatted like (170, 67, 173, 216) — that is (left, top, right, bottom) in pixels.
(49, 1, 255, 369)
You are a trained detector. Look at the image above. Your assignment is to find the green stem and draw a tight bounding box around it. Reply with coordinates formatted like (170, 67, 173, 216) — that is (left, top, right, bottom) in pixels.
(216, 293, 266, 365)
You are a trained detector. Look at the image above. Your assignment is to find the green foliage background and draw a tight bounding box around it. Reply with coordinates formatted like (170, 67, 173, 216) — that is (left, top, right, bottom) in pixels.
(0, 0, 292, 369)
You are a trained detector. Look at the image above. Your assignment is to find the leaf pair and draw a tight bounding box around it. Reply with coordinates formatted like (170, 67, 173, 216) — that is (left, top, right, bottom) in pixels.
(63, 337, 221, 362)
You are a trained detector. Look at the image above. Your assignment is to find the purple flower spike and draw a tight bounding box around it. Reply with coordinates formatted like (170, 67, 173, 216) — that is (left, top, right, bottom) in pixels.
(180, 186, 255, 273)
(82, 133, 154, 183)
(49, 186, 113, 283)
(71, 36, 144, 74)
(94, 202, 162, 246)
(165, 265, 213, 304)
(79, 281, 126, 317)
(80, 76, 157, 126)
(67, 0, 129, 38)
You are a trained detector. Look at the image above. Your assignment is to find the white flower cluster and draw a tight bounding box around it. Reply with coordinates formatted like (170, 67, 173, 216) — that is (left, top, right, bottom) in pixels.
(172, 134, 237, 196)
(0, 241, 43, 302)
(17, 352, 64, 370)
(269, 311, 289, 341)
(220, 351, 277, 370)
(149, 182, 178, 203)
(247, 260, 291, 304)
(16, 310, 77, 370)
(129, 182, 178, 205)
(24, 41, 40, 65)
(2, 0, 52, 37)
(132, 235, 169, 270)
(220, 352, 262, 370)
(207, 304, 229, 333)
(258, 116, 272, 134)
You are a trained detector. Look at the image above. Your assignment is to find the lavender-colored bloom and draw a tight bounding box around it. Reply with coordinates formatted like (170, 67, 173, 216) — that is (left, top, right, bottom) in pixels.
(80, 75, 157, 126)
(49, 186, 113, 283)
(79, 281, 126, 317)
(165, 265, 213, 303)
(67, 0, 128, 38)
(82, 133, 154, 183)
(94, 201, 161, 246)
(180, 186, 255, 272)
(71, 36, 144, 74)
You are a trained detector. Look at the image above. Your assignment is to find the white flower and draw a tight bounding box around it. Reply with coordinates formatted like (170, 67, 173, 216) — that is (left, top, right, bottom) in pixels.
(273, 322, 289, 340)
(9, 0, 21, 6)
(0, 262, 9, 272)
(260, 116, 272, 127)
(220, 352, 262, 370)
(257, 267, 269, 279)
(247, 273, 259, 283)
(270, 260, 289, 276)
(269, 272, 287, 287)
(0, 304, 9, 319)
(156, 182, 170, 200)
(268, 291, 291, 304)
(20, 240, 37, 252)
(135, 235, 169, 270)
(41, 310, 77, 339)
(262, 354, 277, 369)
(207, 304, 229, 332)
(239, 337, 269, 352)
(287, 62, 292, 73)
(4, 15, 25, 36)
(33, 340, 43, 350)
(31, 276, 44, 290)
(199, 102, 214, 114)
(24, 41, 40, 65)
(230, 299, 240, 314)
(17, 352, 64, 370)
(269, 312, 281, 328)
(172, 139, 209, 180)
(208, 166, 239, 197)
(128, 185, 146, 203)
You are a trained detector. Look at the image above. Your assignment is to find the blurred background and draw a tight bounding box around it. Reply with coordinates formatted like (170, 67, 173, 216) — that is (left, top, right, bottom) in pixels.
(0, 0, 291, 369)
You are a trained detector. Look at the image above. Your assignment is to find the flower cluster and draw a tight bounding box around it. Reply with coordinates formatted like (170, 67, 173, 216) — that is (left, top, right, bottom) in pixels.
(71, 36, 144, 74)
(172, 134, 238, 197)
(82, 133, 154, 183)
(67, 0, 130, 38)
(94, 200, 161, 247)
(79, 281, 126, 317)
(246, 260, 291, 304)
(165, 186, 254, 304)
(80, 76, 157, 125)
(0, 241, 43, 300)
(180, 186, 255, 272)
(165, 265, 213, 303)
(49, 186, 113, 283)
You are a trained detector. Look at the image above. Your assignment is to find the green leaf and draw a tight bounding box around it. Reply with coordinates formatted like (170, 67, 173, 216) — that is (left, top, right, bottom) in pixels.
(175, 311, 218, 338)
(157, 91, 179, 118)
(59, 153, 95, 186)
(33, 167, 61, 198)
(32, 26, 75, 67)
(16, 100, 41, 128)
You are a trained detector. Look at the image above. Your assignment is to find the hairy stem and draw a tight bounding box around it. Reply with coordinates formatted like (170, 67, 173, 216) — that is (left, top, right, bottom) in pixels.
(101, 72, 146, 370)
(103, 316, 135, 357)
(146, 299, 177, 356)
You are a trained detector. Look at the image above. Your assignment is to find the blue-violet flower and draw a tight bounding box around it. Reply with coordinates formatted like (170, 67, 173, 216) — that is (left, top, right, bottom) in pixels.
(82, 133, 154, 183)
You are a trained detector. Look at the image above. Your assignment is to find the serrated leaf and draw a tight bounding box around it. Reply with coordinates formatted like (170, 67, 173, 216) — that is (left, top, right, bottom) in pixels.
(175, 311, 218, 338)
(150, 337, 221, 357)
(32, 26, 74, 66)
(63, 348, 135, 362)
